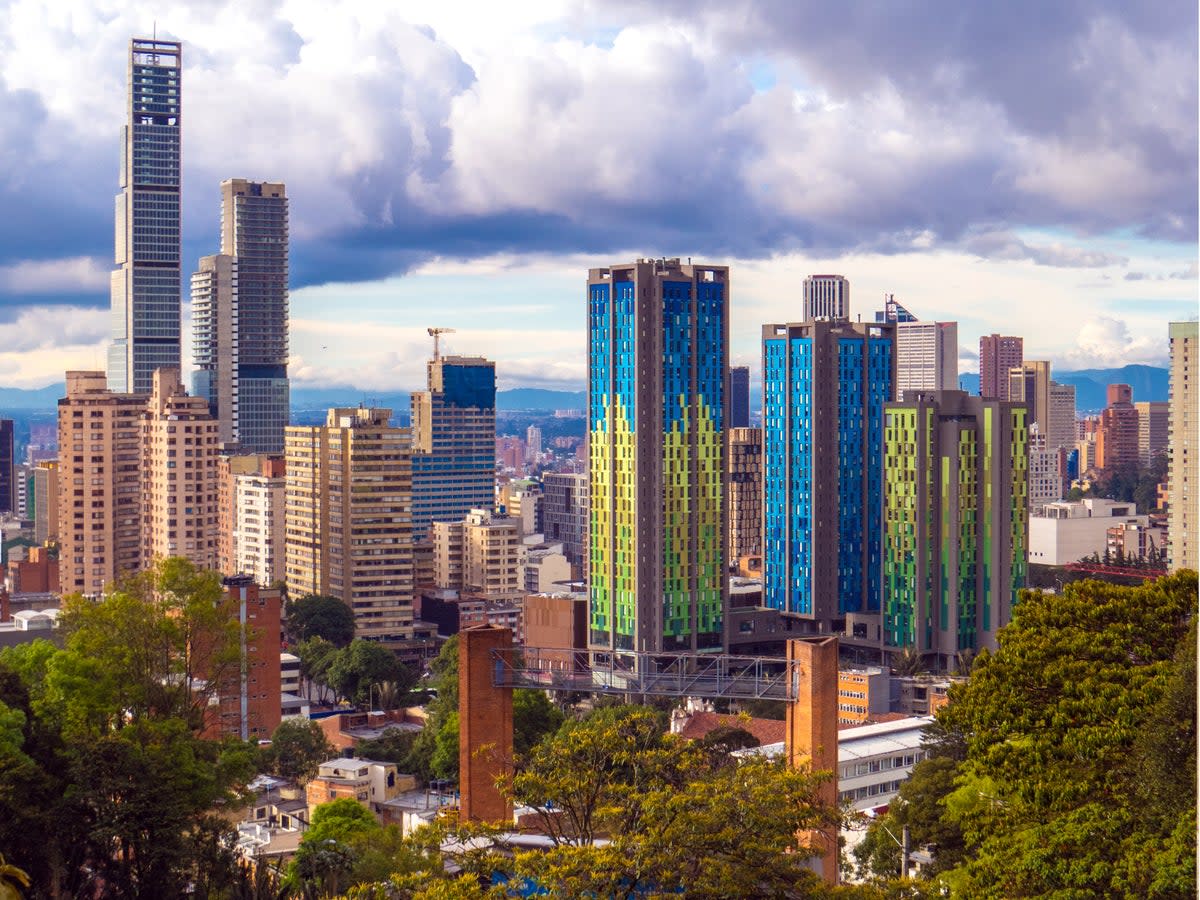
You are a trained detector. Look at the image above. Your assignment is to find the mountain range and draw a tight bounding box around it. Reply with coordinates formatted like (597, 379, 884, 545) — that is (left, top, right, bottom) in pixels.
(0, 365, 1168, 414)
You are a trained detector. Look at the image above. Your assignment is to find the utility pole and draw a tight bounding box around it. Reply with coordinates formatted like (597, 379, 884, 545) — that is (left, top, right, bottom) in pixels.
(901, 823, 912, 879)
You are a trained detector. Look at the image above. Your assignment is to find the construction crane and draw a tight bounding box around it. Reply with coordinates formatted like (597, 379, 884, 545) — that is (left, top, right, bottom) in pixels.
(427, 327, 456, 361)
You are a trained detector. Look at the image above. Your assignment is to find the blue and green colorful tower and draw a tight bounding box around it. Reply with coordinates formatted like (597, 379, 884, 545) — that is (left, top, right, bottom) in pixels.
(587, 259, 728, 653)
(761, 319, 896, 633)
(882, 390, 1028, 668)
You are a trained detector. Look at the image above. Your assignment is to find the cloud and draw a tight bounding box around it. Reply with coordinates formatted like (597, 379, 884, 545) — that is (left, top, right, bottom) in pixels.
(0, 256, 109, 294)
(963, 230, 1127, 268)
(1058, 316, 1168, 369)
(0, 306, 108, 351)
(0, 0, 1191, 315)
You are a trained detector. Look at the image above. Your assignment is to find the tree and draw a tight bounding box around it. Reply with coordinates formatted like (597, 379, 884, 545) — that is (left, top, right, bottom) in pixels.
(287, 594, 357, 648)
(295, 636, 339, 705)
(0, 560, 261, 897)
(934, 572, 1197, 897)
(267, 717, 336, 784)
(503, 705, 842, 898)
(327, 639, 416, 707)
(0, 852, 30, 900)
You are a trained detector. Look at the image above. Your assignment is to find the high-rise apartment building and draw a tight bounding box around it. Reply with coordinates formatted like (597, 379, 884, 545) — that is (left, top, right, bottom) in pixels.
(0, 419, 13, 513)
(882, 391, 1027, 668)
(108, 38, 183, 395)
(728, 366, 751, 428)
(979, 334, 1023, 401)
(410, 355, 496, 540)
(57, 372, 145, 595)
(1095, 384, 1139, 470)
(231, 457, 286, 586)
(1135, 400, 1169, 464)
(895, 321, 957, 399)
(284, 407, 418, 643)
(1028, 425, 1062, 514)
(205, 576, 282, 742)
(525, 425, 542, 464)
(762, 319, 895, 631)
(1168, 322, 1197, 572)
(193, 179, 290, 453)
(542, 472, 588, 577)
(141, 368, 219, 570)
(588, 258, 728, 653)
(463, 509, 521, 595)
(802, 274, 849, 320)
(728, 427, 763, 564)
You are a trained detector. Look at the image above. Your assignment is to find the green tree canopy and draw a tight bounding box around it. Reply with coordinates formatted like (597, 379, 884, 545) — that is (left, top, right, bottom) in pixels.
(933, 572, 1198, 897)
(288, 593, 357, 647)
(327, 639, 417, 707)
(267, 716, 336, 783)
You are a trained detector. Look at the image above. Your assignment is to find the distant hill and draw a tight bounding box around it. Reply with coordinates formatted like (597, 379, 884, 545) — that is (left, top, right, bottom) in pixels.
(290, 387, 411, 411)
(1054, 365, 1169, 411)
(0, 383, 67, 411)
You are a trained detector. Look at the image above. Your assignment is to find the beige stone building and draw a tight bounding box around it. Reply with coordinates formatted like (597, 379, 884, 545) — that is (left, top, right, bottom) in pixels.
(141, 368, 220, 570)
(32, 462, 58, 546)
(57, 371, 146, 596)
(284, 408, 419, 643)
(1135, 400, 1169, 464)
(1169, 322, 1198, 572)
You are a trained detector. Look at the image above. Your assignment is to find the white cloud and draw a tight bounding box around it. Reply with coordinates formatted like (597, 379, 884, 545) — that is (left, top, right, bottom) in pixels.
(0, 257, 108, 293)
(1058, 316, 1167, 370)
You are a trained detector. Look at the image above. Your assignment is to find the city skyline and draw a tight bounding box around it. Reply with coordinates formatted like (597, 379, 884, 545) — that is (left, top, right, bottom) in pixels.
(0, 2, 1194, 392)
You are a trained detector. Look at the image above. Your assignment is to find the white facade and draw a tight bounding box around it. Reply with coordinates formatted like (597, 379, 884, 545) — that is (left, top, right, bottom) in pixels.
(802, 274, 850, 320)
(1028, 426, 1061, 515)
(895, 321, 958, 399)
(836, 717, 932, 811)
(233, 472, 286, 586)
(1029, 498, 1147, 566)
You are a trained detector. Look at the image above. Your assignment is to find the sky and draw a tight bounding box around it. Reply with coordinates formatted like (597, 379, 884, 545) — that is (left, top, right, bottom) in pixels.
(0, 0, 1196, 391)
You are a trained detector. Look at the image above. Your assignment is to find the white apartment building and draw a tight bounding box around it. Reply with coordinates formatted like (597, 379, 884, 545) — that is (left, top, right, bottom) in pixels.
(895, 321, 958, 399)
(233, 468, 286, 586)
(1029, 498, 1148, 566)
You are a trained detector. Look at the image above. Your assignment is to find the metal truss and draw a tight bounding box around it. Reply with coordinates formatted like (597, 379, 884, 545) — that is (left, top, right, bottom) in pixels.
(490, 646, 803, 701)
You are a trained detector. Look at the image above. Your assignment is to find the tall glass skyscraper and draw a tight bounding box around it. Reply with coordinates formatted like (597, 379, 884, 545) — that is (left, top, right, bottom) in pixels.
(410, 354, 497, 541)
(192, 179, 290, 452)
(762, 320, 895, 632)
(108, 38, 182, 395)
(588, 258, 728, 654)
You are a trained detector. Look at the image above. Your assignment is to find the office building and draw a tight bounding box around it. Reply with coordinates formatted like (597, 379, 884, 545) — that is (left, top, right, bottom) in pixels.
(728, 427, 763, 565)
(1008, 360, 1053, 439)
(728, 366, 751, 428)
(542, 472, 588, 576)
(801, 274, 849, 320)
(1029, 498, 1147, 566)
(762, 319, 895, 631)
(882, 391, 1028, 667)
(876, 295, 918, 323)
(979, 334, 1023, 401)
(895, 320, 957, 399)
(0, 420, 12, 514)
(588, 258, 728, 653)
(1168, 322, 1198, 572)
(57, 372, 145, 595)
(141, 368, 219, 569)
(108, 38, 183, 395)
(1135, 401, 1169, 464)
(1048, 381, 1077, 450)
(284, 407, 418, 643)
(1028, 425, 1061, 514)
(410, 355, 496, 540)
(193, 180, 290, 453)
(1095, 384, 1139, 470)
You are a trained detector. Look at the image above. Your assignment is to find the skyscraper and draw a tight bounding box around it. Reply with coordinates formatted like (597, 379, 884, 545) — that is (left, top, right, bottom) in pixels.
(979, 334, 1023, 401)
(728, 366, 751, 428)
(410, 355, 496, 541)
(895, 320, 958, 399)
(108, 38, 183, 395)
(762, 319, 895, 632)
(1168, 322, 1197, 573)
(1096, 384, 1139, 470)
(193, 179, 290, 453)
(1048, 381, 1077, 450)
(1008, 360, 1052, 438)
(542, 472, 588, 577)
(728, 427, 763, 564)
(801, 274, 850, 321)
(882, 391, 1028, 668)
(1134, 400, 1169, 463)
(588, 258, 728, 653)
